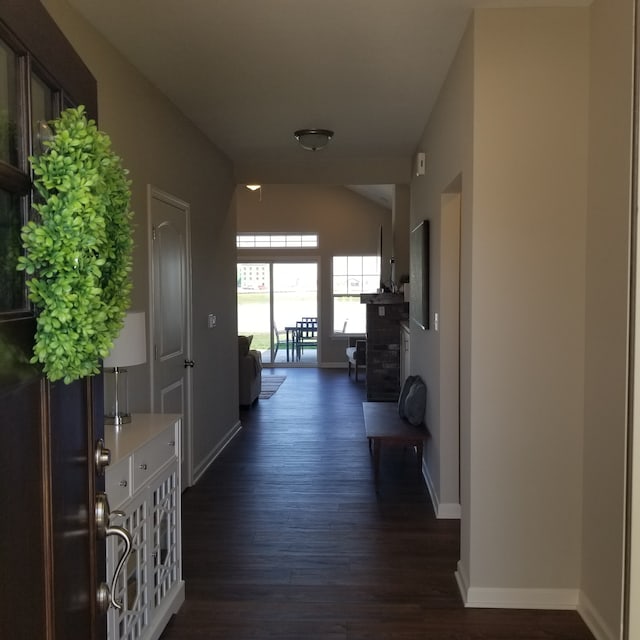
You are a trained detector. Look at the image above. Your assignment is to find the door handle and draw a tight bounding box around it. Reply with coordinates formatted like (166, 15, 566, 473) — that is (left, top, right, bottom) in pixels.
(184, 359, 195, 368)
(95, 493, 132, 612)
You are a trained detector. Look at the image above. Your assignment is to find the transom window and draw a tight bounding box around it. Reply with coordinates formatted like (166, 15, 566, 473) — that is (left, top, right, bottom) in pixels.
(237, 233, 318, 248)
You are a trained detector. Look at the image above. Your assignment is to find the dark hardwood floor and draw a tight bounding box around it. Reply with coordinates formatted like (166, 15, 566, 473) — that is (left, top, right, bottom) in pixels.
(160, 367, 594, 639)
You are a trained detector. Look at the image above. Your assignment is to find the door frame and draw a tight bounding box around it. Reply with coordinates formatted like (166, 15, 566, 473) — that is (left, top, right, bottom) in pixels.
(147, 185, 193, 486)
(439, 189, 462, 518)
(0, 3, 103, 638)
(625, 3, 640, 636)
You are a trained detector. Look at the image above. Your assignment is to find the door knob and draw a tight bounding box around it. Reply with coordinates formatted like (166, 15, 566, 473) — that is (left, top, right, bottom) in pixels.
(94, 439, 111, 476)
(184, 359, 195, 368)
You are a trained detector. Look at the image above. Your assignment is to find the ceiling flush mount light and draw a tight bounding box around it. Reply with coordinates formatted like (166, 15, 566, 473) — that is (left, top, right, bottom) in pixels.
(294, 128, 334, 151)
(245, 184, 263, 201)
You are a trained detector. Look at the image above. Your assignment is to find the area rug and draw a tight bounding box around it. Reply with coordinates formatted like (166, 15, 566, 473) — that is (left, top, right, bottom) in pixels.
(259, 375, 286, 399)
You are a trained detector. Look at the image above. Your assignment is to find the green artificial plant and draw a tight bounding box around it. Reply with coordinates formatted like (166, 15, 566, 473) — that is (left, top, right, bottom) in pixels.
(17, 106, 134, 383)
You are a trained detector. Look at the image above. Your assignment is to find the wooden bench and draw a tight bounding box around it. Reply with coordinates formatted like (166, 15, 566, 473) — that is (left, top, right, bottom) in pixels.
(362, 401, 428, 488)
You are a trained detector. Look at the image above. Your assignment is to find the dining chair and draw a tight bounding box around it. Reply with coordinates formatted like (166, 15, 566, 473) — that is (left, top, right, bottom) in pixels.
(273, 324, 287, 361)
(296, 318, 318, 353)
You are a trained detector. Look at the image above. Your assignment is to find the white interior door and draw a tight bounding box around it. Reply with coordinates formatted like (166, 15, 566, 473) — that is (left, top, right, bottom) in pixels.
(149, 186, 193, 487)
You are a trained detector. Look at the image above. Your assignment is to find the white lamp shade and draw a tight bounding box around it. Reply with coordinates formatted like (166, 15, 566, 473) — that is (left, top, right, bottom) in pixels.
(104, 311, 147, 368)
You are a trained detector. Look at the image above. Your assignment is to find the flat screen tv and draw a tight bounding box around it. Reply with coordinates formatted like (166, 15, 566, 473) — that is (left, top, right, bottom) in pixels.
(410, 220, 429, 330)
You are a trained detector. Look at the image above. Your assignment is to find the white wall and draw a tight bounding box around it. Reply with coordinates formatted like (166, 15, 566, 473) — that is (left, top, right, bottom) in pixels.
(581, 0, 634, 637)
(469, 5, 589, 598)
(414, 2, 592, 605)
(412, 3, 635, 636)
(43, 0, 239, 482)
(409, 15, 474, 523)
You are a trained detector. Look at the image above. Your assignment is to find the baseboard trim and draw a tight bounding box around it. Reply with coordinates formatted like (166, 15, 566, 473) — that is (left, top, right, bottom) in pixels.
(578, 591, 617, 640)
(456, 562, 615, 638)
(271, 362, 352, 370)
(192, 420, 242, 484)
(463, 586, 579, 610)
(456, 562, 579, 610)
(455, 560, 470, 603)
(423, 460, 461, 519)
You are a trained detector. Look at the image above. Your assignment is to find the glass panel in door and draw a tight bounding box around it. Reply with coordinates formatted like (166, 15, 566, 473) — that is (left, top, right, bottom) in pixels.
(0, 41, 18, 167)
(237, 263, 272, 362)
(273, 263, 317, 365)
(0, 44, 25, 314)
(0, 189, 25, 312)
(31, 73, 54, 156)
(237, 261, 318, 366)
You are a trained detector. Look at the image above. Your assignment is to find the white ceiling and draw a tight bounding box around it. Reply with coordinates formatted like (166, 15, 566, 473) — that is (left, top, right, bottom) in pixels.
(67, 0, 590, 195)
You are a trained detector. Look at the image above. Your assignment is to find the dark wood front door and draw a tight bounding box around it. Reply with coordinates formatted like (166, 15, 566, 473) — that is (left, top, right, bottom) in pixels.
(0, 2, 104, 639)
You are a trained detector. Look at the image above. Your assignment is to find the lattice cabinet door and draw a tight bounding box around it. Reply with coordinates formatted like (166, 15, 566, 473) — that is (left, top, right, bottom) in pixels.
(107, 492, 150, 640)
(149, 462, 180, 614)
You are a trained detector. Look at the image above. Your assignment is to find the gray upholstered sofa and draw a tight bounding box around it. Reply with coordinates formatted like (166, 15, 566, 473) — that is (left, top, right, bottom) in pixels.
(238, 335, 262, 405)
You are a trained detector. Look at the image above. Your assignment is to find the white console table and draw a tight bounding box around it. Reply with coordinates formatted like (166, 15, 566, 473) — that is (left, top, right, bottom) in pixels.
(105, 414, 185, 640)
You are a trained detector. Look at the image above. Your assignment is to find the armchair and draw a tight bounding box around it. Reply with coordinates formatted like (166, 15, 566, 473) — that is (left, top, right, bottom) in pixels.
(238, 335, 262, 405)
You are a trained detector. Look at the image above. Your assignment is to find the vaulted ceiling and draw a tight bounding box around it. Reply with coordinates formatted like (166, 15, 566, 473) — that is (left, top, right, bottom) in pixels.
(68, 0, 590, 189)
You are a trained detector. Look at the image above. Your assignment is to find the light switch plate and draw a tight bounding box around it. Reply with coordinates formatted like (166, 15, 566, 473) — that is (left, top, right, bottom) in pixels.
(208, 313, 216, 328)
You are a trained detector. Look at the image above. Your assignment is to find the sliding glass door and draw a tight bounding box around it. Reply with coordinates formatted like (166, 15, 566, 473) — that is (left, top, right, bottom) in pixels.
(237, 261, 318, 365)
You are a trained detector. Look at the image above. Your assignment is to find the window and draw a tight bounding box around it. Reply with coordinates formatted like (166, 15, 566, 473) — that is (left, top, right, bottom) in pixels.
(0, 62, 58, 315)
(0, 39, 28, 314)
(332, 256, 380, 334)
(31, 73, 54, 155)
(0, 189, 23, 312)
(0, 40, 18, 167)
(237, 233, 318, 248)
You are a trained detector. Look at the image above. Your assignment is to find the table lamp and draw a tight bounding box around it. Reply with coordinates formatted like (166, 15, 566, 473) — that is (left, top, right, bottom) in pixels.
(104, 311, 147, 426)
